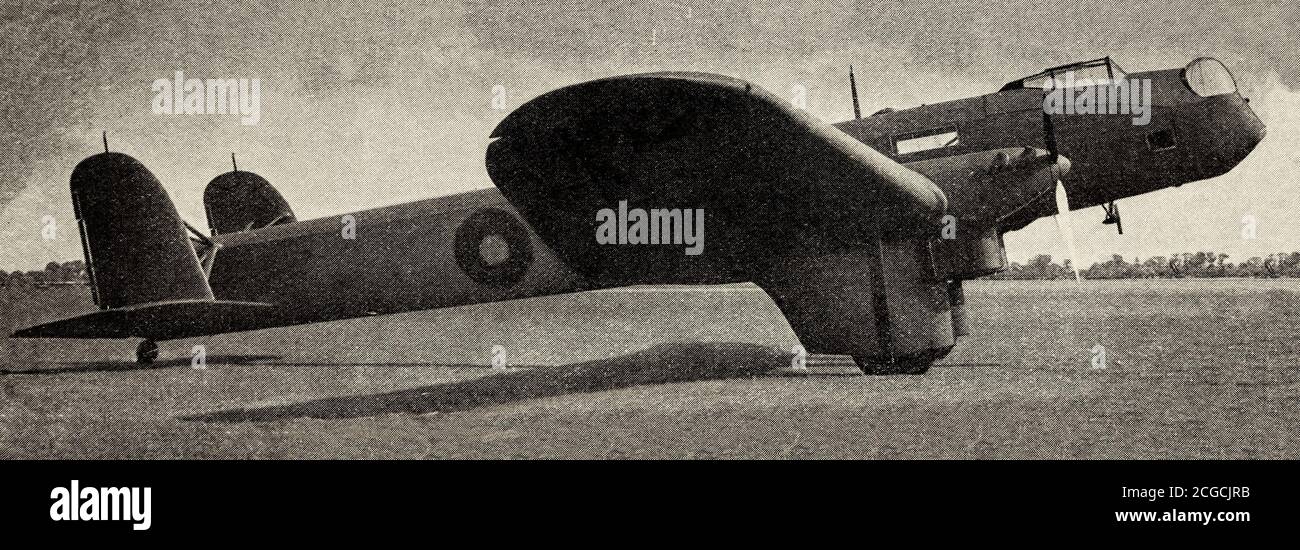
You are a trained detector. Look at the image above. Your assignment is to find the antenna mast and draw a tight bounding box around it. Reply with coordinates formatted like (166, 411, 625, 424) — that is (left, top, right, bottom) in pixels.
(849, 66, 862, 119)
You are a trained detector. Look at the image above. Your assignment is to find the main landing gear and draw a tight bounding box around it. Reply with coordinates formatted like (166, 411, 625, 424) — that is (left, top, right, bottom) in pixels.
(852, 346, 954, 375)
(1101, 201, 1123, 234)
(136, 339, 159, 364)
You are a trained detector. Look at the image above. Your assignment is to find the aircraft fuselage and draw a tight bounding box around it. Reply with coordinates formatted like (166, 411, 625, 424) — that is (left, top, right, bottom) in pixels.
(201, 57, 1266, 335)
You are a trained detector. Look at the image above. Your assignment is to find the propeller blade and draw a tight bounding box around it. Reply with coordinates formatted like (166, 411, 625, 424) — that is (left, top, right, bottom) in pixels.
(1054, 180, 1082, 282)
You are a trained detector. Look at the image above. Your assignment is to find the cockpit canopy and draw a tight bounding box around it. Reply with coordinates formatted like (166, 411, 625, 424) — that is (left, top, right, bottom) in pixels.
(1001, 56, 1240, 98)
(1183, 57, 1238, 97)
(1000, 57, 1128, 91)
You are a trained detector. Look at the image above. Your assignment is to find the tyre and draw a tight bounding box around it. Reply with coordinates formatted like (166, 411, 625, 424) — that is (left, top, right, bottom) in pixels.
(136, 339, 159, 364)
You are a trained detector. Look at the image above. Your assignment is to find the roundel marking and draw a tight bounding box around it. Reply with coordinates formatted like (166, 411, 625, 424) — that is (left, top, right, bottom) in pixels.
(454, 208, 534, 287)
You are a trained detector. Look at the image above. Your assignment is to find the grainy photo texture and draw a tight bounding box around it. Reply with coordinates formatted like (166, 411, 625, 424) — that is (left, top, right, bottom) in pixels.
(1, 0, 1297, 460)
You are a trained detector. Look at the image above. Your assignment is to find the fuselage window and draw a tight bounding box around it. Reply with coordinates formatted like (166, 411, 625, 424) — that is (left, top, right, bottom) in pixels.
(1146, 129, 1177, 151)
(894, 126, 960, 155)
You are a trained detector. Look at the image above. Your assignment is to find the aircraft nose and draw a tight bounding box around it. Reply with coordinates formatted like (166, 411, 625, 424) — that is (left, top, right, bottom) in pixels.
(1181, 93, 1266, 175)
(1242, 99, 1267, 149)
(1229, 97, 1267, 165)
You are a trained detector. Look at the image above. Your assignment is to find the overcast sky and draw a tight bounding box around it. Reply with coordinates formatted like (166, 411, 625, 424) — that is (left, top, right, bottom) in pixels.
(2, 0, 1298, 270)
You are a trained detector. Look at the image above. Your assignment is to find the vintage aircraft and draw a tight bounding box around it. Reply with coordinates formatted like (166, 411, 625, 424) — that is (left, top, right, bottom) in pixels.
(13, 56, 1265, 374)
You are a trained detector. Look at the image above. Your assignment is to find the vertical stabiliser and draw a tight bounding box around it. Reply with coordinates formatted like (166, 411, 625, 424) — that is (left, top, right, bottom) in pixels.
(203, 169, 296, 235)
(72, 152, 214, 309)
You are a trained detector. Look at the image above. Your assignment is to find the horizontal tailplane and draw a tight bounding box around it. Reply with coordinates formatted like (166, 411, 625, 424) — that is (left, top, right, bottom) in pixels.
(11, 300, 273, 341)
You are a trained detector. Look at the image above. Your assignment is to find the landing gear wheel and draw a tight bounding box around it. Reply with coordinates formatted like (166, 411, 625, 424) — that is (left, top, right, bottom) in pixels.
(853, 356, 931, 375)
(853, 346, 952, 375)
(136, 339, 159, 365)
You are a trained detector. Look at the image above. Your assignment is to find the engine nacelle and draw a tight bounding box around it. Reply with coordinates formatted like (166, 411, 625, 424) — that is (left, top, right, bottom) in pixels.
(936, 226, 1007, 280)
(757, 238, 955, 374)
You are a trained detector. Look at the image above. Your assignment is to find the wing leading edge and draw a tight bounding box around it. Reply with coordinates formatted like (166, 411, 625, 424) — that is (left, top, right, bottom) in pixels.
(486, 72, 947, 283)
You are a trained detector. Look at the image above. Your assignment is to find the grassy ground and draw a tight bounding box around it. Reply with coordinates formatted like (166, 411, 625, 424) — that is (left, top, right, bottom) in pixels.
(1, 280, 1298, 459)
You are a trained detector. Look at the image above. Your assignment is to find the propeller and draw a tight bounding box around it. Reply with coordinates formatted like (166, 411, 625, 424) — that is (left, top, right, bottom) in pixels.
(1054, 180, 1082, 282)
(1041, 93, 1082, 282)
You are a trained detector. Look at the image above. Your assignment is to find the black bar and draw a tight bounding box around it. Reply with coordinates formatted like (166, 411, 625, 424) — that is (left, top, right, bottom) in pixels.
(2, 460, 1288, 538)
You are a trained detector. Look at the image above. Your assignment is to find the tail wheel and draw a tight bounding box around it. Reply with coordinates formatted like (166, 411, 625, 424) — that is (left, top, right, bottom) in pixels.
(136, 339, 159, 364)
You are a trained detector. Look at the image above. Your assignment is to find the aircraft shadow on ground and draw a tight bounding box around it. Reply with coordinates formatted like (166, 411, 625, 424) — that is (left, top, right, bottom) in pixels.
(0, 354, 282, 375)
(185, 342, 793, 423)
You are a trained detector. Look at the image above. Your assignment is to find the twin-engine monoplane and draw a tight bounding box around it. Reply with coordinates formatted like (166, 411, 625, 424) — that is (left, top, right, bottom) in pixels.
(15, 57, 1265, 373)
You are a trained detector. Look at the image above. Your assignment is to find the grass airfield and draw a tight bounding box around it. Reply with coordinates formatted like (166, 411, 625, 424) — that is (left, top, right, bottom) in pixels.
(2, 280, 1298, 459)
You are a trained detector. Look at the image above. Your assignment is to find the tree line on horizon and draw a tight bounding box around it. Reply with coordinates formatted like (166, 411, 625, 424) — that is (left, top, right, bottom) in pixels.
(0, 260, 88, 287)
(4, 252, 1300, 288)
(988, 252, 1300, 280)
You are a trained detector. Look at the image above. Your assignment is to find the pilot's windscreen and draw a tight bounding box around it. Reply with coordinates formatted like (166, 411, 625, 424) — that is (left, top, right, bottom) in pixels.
(1039, 64, 1118, 89)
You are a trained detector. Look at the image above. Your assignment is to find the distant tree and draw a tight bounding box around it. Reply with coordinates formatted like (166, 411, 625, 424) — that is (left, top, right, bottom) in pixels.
(1085, 254, 1137, 279)
(1143, 256, 1167, 278)
(57, 260, 86, 281)
(980, 250, 1300, 280)
(1240, 257, 1266, 278)
(1022, 254, 1054, 279)
(1286, 252, 1300, 277)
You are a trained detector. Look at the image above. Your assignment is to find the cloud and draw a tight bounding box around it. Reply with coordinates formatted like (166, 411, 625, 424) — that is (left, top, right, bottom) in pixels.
(2, 0, 1297, 270)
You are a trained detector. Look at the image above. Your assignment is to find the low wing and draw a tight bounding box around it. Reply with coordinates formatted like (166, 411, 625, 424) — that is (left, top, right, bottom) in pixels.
(486, 72, 947, 283)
